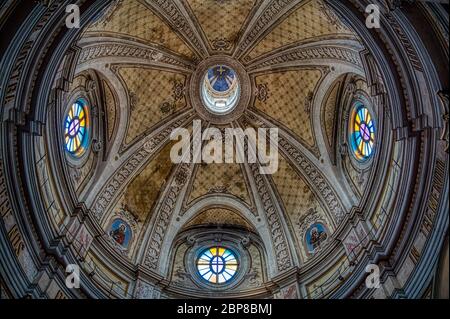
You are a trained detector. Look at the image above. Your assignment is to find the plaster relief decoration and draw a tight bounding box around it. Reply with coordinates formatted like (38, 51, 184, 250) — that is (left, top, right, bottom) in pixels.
(74, 225, 94, 259)
(143, 161, 194, 270)
(248, 160, 293, 272)
(342, 221, 370, 261)
(298, 208, 330, 259)
(255, 83, 270, 103)
(134, 280, 159, 299)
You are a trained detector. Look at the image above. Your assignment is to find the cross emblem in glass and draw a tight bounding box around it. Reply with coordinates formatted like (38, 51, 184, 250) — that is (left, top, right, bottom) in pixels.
(197, 247, 239, 284)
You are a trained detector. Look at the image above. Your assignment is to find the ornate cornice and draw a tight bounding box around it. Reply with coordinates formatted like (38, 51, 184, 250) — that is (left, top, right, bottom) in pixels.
(246, 40, 363, 73)
(77, 38, 196, 72)
(1, 0, 68, 123)
(383, 12, 423, 72)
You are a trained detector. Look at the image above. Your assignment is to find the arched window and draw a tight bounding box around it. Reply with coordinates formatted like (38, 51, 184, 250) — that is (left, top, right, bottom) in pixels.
(349, 102, 376, 161)
(197, 246, 239, 284)
(64, 99, 90, 157)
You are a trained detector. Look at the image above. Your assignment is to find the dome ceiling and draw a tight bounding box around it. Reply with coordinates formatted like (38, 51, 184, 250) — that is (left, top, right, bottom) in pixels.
(63, 0, 370, 285)
(1, 0, 446, 300)
(73, 0, 364, 253)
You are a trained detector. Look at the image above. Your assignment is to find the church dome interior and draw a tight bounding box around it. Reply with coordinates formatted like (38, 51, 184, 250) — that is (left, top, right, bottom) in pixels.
(0, 0, 448, 300)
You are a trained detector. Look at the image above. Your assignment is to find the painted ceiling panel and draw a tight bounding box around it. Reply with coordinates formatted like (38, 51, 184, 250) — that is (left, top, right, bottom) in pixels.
(271, 154, 329, 257)
(254, 69, 322, 151)
(272, 155, 324, 221)
(122, 142, 175, 222)
(117, 67, 187, 147)
(247, 0, 354, 60)
(184, 208, 253, 230)
(188, 161, 251, 205)
(85, 0, 195, 59)
(186, 0, 257, 52)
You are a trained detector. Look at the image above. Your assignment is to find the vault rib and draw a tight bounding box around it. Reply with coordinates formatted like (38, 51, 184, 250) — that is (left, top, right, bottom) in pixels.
(140, 0, 209, 60)
(233, 0, 305, 61)
(86, 109, 196, 222)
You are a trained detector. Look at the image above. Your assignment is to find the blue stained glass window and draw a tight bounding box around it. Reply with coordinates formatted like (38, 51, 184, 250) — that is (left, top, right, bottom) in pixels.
(197, 247, 238, 284)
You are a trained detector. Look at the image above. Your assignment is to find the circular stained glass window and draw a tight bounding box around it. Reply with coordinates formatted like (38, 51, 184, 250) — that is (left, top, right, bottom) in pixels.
(350, 103, 376, 161)
(201, 65, 240, 114)
(64, 99, 90, 157)
(197, 246, 239, 284)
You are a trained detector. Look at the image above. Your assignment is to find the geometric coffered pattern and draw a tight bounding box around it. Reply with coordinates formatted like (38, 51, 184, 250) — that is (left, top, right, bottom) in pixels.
(271, 154, 325, 222)
(271, 154, 329, 254)
(188, 161, 251, 205)
(247, 0, 354, 60)
(185, 0, 257, 53)
(117, 67, 187, 147)
(254, 69, 322, 151)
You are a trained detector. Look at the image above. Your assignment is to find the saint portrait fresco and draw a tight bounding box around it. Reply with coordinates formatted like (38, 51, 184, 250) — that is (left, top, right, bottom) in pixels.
(109, 219, 132, 249)
(305, 223, 328, 254)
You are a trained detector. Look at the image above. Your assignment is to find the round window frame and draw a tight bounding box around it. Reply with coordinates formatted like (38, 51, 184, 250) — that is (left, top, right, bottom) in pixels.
(303, 222, 329, 257)
(190, 56, 251, 125)
(347, 94, 377, 167)
(201, 65, 241, 115)
(187, 241, 249, 291)
(196, 246, 240, 285)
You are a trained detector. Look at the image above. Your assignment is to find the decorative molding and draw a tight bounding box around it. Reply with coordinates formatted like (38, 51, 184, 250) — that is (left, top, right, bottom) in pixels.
(212, 38, 233, 51)
(278, 136, 346, 223)
(247, 44, 362, 72)
(91, 115, 191, 221)
(254, 83, 270, 103)
(78, 41, 195, 72)
(143, 163, 193, 270)
(247, 159, 293, 272)
(2, 0, 66, 122)
(384, 12, 423, 72)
